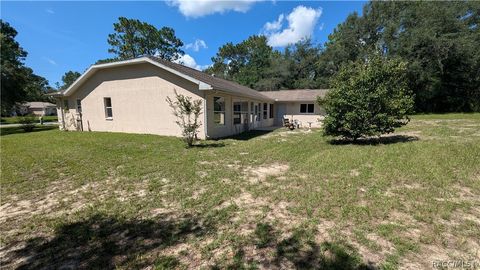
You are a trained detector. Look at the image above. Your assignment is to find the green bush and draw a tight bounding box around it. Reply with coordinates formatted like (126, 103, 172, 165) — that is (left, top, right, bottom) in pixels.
(319, 55, 414, 140)
(166, 89, 202, 147)
(17, 114, 36, 132)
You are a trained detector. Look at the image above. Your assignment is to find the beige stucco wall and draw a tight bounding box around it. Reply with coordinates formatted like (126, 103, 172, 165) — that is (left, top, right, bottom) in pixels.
(57, 63, 206, 138)
(277, 102, 325, 128)
(205, 91, 274, 138)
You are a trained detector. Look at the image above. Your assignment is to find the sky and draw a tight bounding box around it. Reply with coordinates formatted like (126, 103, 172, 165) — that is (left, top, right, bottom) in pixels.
(1, 1, 365, 86)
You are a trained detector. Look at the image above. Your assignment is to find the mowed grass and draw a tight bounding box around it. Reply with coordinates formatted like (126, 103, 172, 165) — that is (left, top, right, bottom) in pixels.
(1, 114, 479, 269)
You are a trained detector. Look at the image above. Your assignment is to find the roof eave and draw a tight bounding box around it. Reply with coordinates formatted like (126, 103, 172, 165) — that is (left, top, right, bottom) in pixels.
(62, 57, 213, 97)
(208, 88, 274, 102)
(47, 92, 64, 97)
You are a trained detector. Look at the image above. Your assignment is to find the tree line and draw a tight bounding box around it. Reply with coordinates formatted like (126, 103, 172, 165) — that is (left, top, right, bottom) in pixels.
(0, 21, 83, 115)
(1, 1, 479, 115)
(206, 1, 480, 113)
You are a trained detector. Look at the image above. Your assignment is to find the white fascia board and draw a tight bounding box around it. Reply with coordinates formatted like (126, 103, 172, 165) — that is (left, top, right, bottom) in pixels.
(199, 82, 213, 90)
(62, 57, 212, 96)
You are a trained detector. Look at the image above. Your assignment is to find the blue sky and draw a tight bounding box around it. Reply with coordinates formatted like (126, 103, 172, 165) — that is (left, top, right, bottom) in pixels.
(2, 1, 365, 86)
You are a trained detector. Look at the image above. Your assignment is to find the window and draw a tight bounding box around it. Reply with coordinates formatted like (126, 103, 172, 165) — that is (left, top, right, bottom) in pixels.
(213, 97, 225, 125)
(257, 103, 261, 121)
(233, 101, 248, 125)
(104, 97, 113, 119)
(300, 103, 314, 114)
(76, 99, 82, 113)
(269, 104, 274, 118)
(63, 100, 69, 110)
(263, 103, 268, 119)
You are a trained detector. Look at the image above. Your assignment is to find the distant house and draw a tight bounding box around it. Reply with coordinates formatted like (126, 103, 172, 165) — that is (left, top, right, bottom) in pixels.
(50, 56, 327, 138)
(15, 102, 57, 116)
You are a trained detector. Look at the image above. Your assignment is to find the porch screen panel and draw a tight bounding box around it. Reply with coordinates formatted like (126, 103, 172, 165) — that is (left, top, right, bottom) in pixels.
(214, 97, 225, 125)
(233, 102, 248, 124)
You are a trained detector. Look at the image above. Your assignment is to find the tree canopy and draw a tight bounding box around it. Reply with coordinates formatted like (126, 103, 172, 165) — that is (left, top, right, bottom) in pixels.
(1, 20, 52, 115)
(107, 17, 184, 61)
(205, 36, 325, 91)
(57, 71, 81, 90)
(206, 1, 479, 113)
(319, 1, 480, 112)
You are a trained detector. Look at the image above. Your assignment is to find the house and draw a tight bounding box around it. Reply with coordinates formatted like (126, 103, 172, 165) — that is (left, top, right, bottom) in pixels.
(50, 56, 327, 139)
(14, 102, 57, 116)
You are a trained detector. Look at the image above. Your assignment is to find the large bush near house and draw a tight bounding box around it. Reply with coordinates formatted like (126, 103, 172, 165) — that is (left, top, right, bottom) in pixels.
(319, 55, 414, 140)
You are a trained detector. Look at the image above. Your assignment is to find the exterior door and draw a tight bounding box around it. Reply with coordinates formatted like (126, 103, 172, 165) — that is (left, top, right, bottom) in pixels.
(275, 103, 287, 126)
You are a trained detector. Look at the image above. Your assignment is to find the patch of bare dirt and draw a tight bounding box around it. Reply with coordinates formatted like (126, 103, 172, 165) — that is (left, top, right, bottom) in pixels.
(1, 176, 156, 237)
(243, 163, 290, 184)
(315, 220, 336, 242)
(350, 169, 360, 177)
(191, 188, 207, 200)
(196, 171, 208, 178)
(261, 129, 313, 139)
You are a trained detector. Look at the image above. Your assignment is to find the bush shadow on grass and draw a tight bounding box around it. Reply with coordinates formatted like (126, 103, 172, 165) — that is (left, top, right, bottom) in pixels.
(190, 141, 226, 148)
(329, 134, 419, 146)
(2, 213, 215, 269)
(225, 130, 274, 141)
(214, 223, 377, 270)
(0, 125, 58, 136)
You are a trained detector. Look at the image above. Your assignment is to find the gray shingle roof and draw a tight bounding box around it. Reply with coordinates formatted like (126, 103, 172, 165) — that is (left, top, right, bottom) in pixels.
(22, 102, 56, 108)
(52, 56, 328, 103)
(260, 89, 329, 102)
(147, 56, 272, 101)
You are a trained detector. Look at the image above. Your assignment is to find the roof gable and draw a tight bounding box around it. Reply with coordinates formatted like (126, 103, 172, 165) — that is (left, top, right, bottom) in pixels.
(58, 56, 272, 101)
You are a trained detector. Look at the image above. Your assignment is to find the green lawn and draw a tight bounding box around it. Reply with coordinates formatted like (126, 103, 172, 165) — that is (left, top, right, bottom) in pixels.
(1, 114, 479, 269)
(0, 115, 58, 125)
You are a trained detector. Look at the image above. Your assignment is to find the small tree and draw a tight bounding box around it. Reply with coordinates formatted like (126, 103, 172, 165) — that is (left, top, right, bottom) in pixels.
(319, 55, 414, 140)
(166, 90, 202, 147)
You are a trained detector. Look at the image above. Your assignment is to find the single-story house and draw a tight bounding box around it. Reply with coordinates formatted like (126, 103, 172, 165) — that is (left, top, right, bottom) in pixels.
(50, 56, 328, 139)
(14, 102, 57, 116)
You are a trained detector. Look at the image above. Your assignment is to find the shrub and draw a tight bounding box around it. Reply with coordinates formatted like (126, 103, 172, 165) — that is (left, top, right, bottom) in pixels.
(18, 114, 36, 132)
(319, 55, 414, 140)
(166, 90, 202, 147)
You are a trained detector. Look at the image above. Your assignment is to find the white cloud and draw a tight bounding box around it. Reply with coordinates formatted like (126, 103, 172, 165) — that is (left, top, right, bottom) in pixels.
(45, 8, 55, 14)
(264, 14, 284, 31)
(44, 57, 57, 66)
(185, 39, 208, 52)
(263, 5, 322, 47)
(174, 54, 210, 70)
(168, 0, 262, 18)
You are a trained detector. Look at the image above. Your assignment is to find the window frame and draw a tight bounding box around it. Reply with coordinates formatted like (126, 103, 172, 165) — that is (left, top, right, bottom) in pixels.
(104, 97, 113, 119)
(263, 103, 268, 119)
(233, 101, 248, 125)
(269, 104, 274, 119)
(213, 96, 226, 125)
(300, 103, 315, 114)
